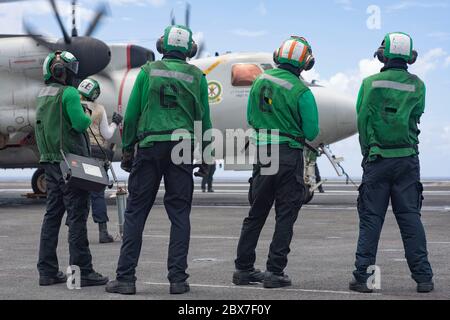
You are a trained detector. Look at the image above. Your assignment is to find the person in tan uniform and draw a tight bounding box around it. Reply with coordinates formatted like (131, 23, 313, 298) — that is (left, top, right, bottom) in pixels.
(78, 78, 123, 243)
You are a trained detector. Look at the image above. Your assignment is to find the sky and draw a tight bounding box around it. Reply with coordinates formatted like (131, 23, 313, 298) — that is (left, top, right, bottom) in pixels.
(0, 0, 449, 179)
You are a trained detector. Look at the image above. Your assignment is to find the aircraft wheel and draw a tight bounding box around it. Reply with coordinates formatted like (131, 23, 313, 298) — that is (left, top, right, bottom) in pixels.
(303, 188, 314, 204)
(32, 168, 47, 195)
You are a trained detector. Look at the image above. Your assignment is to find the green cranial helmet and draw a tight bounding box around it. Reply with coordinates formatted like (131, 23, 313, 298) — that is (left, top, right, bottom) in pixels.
(273, 36, 315, 71)
(383, 32, 414, 62)
(157, 25, 197, 57)
(43, 50, 79, 82)
(78, 78, 101, 101)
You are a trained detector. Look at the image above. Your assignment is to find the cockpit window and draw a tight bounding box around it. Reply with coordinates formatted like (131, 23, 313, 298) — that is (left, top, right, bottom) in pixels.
(231, 64, 263, 87)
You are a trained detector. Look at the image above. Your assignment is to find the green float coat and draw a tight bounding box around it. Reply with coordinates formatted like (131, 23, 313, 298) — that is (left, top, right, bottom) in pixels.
(247, 68, 319, 149)
(122, 59, 211, 152)
(357, 68, 426, 161)
(35, 84, 91, 163)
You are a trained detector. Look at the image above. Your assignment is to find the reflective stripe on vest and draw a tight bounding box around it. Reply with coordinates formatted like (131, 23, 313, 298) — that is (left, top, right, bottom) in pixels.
(38, 86, 60, 97)
(259, 74, 294, 90)
(372, 80, 416, 92)
(150, 69, 194, 83)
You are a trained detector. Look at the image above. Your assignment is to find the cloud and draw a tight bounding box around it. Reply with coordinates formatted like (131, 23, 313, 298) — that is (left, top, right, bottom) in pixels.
(387, 1, 449, 12)
(231, 29, 267, 38)
(304, 58, 382, 97)
(305, 48, 450, 96)
(334, 0, 354, 11)
(257, 2, 267, 16)
(410, 48, 448, 78)
(445, 56, 450, 67)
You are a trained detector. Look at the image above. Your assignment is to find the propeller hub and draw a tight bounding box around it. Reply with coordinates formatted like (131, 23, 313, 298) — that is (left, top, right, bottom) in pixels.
(56, 37, 111, 79)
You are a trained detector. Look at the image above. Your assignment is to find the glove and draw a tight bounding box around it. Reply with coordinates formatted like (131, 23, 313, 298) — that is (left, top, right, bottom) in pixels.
(121, 150, 134, 173)
(194, 163, 209, 178)
(112, 112, 124, 125)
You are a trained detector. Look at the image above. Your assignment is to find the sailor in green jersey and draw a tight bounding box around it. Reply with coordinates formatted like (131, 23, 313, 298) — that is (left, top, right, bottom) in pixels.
(349, 32, 434, 294)
(233, 36, 319, 288)
(36, 51, 108, 287)
(106, 25, 212, 296)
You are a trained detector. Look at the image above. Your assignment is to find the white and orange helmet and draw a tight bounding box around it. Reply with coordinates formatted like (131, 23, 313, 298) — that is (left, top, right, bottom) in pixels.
(273, 36, 315, 71)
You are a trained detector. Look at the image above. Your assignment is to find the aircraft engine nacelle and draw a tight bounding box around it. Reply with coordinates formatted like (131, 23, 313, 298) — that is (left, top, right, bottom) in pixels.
(0, 106, 35, 136)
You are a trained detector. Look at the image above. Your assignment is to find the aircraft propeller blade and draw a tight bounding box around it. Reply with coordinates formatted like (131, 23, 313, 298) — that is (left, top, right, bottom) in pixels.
(84, 3, 108, 37)
(48, 0, 71, 44)
(195, 41, 205, 59)
(23, 22, 55, 51)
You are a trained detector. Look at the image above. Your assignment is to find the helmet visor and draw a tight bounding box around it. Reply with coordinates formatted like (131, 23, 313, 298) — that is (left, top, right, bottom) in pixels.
(65, 60, 79, 75)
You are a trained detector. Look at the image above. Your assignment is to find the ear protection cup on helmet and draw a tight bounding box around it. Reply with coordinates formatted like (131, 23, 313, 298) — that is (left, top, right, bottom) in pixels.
(273, 48, 280, 65)
(156, 36, 164, 54)
(187, 42, 198, 59)
(302, 47, 315, 71)
(408, 50, 418, 65)
(50, 52, 66, 82)
(374, 47, 388, 64)
(303, 56, 315, 71)
(373, 39, 387, 64)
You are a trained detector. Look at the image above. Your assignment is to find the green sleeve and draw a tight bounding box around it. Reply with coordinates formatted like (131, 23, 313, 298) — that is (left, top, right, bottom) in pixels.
(62, 86, 91, 133)
(418, 82, 426, 115)
(246, 87, 254, 127)
(298, 90, 319, 141)
(356, 83, 364, 114)
(355, 83, 368, 156)
(122, 69, 148, 151)
(200, 75, 212, 135)
(200, 75, 213, 153)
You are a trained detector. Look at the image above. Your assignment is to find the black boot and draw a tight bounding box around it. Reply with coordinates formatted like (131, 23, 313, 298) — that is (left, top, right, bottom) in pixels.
(99, 222, 114, 243)
(105, 280, 136, 295)
(263, 272, 292, 288)
(233, 269, 265, 285)
(417, 281, 434, 293)
(349, 278, 373, 293)
(81, 271, 109, 287)
(170, 281, 190, 294)
(39, 271, 67, 286)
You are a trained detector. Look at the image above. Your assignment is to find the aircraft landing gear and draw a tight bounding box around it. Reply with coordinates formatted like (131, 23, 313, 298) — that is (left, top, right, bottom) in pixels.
(31, 168, 47, 195)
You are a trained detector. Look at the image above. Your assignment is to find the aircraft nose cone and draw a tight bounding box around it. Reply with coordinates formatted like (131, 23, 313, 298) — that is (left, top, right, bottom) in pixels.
(309, 86, 357, 146)
(335, 92, 357, 139)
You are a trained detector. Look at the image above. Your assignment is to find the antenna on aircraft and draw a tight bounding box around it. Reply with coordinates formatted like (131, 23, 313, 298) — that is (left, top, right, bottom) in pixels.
(71, 0, 78, 37)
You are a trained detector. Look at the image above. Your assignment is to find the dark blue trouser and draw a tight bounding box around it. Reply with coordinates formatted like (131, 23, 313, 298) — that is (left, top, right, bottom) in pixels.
(37, 163, 94, 277)
(116, 142, 194, 283)
(235, 145, 305, 275)
(353, 156, 433, 284)
(201, 163, 216, 190)
(90, 188, 109, 224)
